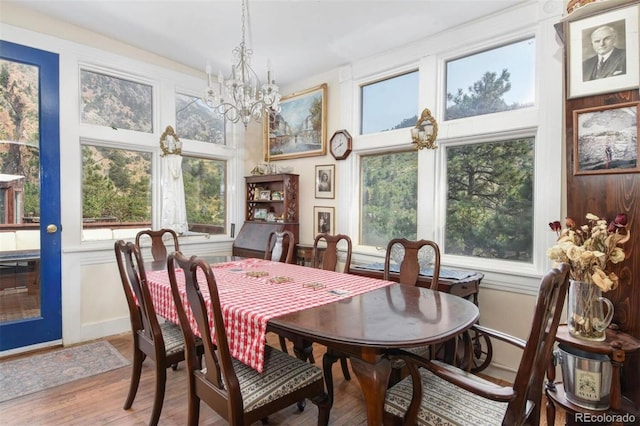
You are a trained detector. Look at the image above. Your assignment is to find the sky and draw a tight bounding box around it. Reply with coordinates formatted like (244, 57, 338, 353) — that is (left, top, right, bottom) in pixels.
(361, 38, 536, 134)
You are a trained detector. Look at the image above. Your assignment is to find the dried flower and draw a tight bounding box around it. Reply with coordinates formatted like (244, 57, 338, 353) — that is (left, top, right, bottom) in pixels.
(547, 213, 630, 292)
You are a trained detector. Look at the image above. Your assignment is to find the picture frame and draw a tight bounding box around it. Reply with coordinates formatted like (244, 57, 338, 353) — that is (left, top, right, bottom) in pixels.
(315, 164, 335, 199)
(258, 190, 271, 200)
(313, 206, 334, 236)
(254, 208, 268, 220)
(573, 101, 639, 175)
(568, 3, 639, 98)
(264, 83, 327, 161)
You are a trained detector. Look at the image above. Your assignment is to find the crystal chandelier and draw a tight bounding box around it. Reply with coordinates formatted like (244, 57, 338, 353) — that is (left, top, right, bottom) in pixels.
(204, 0, 281, 128)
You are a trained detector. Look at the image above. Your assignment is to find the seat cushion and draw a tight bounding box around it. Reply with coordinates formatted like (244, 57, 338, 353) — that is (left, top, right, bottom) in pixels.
(160, 321, 187, 355)
(390, 345, 430, 369)
(384, 361, 507, 426)
(233, 346, 323, 412)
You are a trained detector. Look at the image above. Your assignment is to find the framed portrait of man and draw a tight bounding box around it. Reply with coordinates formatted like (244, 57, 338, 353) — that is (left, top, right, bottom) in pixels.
(568, 3, 639, 98)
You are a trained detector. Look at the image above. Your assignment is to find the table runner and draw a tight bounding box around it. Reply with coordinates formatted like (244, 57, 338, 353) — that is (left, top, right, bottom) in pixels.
(146, 258, 393, 372)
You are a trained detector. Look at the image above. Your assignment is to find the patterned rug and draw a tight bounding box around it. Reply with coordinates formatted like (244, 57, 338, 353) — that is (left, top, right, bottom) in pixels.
(0, 341, 130, 403)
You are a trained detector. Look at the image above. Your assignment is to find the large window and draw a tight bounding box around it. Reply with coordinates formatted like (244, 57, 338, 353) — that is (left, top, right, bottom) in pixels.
(182, 156, 226, 234)
(445, 38, 535, 121)
(445, 138, 534, 261)
(81, 145, 152, 235)
(80, 69, 153, 132)
(360, 71, 418, 135)
(175, 93, 225, 144)
(360, 150, 418, 246)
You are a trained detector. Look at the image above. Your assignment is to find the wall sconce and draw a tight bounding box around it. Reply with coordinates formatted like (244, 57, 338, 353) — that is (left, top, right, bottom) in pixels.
(410, 108, 438, 150)
(159, 125, 182, 156)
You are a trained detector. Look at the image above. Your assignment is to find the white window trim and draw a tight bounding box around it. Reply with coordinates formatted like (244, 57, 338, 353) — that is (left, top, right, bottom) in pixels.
(338, 2, 563, 295)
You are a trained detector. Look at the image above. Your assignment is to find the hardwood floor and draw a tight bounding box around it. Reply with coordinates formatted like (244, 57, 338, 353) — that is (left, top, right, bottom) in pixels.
(0, 332, 564, 425)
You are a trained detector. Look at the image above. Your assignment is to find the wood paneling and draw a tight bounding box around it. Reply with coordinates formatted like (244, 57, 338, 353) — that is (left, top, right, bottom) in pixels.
(560, 1, 640, 406)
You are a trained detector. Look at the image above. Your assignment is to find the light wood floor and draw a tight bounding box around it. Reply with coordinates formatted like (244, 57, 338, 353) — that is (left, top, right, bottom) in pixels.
(0, 333, 564, 425)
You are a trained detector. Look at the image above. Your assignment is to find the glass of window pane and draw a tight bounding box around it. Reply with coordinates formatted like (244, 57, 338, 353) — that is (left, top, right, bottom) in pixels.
(80, 69, 153, 132)
(445, 138, 534, 261)
(360, 150, 418, 246)
(81, 145, 151, 240)
(445, 38, 535, 121)
(182, 156, 226, 235)
(361, 71, 419, 135)
(175, 93, 225, 144)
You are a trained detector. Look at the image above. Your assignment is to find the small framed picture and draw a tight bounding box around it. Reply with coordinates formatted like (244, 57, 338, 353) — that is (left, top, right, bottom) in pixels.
(315, 164, 335, 199)
(258, 190, 271, 200)
(573, 101, 639, 175)
(313, 206, 334, 235)
(254, 208, 268, 220)
(567, 3, 639, 98)
(271, 190, 283, 200)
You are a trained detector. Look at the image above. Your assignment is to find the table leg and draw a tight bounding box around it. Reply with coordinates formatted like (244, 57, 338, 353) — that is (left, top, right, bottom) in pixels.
(350, 356, 391, 426)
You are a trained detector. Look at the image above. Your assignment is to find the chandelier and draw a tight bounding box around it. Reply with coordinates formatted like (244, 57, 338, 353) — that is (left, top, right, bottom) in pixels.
(204, 0, 281, 128)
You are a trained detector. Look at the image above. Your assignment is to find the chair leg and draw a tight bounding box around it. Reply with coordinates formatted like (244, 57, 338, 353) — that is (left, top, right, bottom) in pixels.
(322, 351, 340, 406)
(279, 335, 288, 354)
(124, 348, 144, 409)
(187, 394, 201, 426)
(339, 356, 351, 381)
(149, 364, 167, 426)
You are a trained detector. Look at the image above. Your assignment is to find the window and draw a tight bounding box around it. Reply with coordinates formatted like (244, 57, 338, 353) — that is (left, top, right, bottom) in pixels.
(80, 69, 153, 132)
(81, 144, 151, 239)
(182, 156, 226, 234)
(445, 38, 535, 120)
(360, 150, 418, 246)
(445, 138, 534, 261)
(360, 71, 418, 135)
(175, 93, 225, 144)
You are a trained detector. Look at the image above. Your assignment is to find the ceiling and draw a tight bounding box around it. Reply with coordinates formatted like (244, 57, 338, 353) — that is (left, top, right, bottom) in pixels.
(6, 0, 529, 86)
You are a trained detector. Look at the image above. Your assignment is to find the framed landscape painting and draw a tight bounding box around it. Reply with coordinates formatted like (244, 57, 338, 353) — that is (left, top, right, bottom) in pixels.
(264, 83, 327, 161)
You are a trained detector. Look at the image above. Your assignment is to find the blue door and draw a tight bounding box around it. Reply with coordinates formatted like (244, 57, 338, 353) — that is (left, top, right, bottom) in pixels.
(0, 40, 61, 351)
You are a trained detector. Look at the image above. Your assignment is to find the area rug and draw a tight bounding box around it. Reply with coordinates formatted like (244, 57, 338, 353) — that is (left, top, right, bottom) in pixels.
(0, 341, 130, 403)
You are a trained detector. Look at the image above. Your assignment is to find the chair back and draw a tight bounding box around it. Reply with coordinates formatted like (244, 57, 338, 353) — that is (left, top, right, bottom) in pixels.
(135, 228, 180, 262)
(504, 263, 570, 425)
(114, 240, 164, 351)
(312, 233, 352, 273)
(167, 252, 242, 419)
(384, 238, 441, 289)
(264, 230, 295, 263)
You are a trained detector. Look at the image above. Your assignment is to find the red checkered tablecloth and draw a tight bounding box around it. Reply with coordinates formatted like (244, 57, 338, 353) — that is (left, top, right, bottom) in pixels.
(146, 258, 393, 372)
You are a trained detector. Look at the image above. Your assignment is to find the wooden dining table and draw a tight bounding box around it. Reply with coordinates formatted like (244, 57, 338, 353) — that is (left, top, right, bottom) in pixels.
(145, 257, 479, 425)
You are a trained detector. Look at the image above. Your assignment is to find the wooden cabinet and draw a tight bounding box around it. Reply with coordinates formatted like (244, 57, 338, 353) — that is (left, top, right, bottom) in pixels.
(232, 174, 299, 260)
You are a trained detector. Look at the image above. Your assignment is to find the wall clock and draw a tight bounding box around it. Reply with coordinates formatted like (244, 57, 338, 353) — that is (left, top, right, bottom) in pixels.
(329, 129, 352, 160)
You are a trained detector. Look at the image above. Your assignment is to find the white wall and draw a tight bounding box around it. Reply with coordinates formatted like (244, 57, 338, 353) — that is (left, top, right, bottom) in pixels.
(2, 1, 567, 380)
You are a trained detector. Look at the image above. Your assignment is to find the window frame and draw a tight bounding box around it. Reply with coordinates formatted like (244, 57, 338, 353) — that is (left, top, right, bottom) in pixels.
(341, 15, 562, 294)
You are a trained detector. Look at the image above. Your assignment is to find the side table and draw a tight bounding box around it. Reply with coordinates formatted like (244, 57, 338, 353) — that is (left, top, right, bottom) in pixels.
(546, 325, 640, 425)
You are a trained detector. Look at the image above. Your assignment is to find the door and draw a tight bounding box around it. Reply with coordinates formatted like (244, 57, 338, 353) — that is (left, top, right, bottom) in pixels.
(0, 41, 61, 352)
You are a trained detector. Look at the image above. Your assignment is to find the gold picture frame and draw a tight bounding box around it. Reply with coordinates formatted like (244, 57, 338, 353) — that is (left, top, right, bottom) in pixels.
(264, 83, 327, 161)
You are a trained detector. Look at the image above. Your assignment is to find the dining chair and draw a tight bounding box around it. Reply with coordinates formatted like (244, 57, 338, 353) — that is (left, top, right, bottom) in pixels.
(311, 233, 353, 400)
(383, 263, 570, 426)
(167, 251, 331, 426)
(264, 230, 295, 263)
(114, 240, 202, 426)
(135, 228, 180, 262)
(384, 238, 441, 385)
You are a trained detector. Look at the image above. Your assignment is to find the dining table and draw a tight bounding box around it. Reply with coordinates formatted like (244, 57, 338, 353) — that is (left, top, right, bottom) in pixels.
(145, 257, 480, 425)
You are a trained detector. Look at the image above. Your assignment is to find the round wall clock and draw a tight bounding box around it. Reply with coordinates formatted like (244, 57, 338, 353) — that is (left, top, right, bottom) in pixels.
(329, 129, 352, 160)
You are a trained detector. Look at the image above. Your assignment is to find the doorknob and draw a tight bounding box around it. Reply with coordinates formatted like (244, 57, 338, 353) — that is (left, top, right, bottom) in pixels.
(47, 224, 58, 234)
